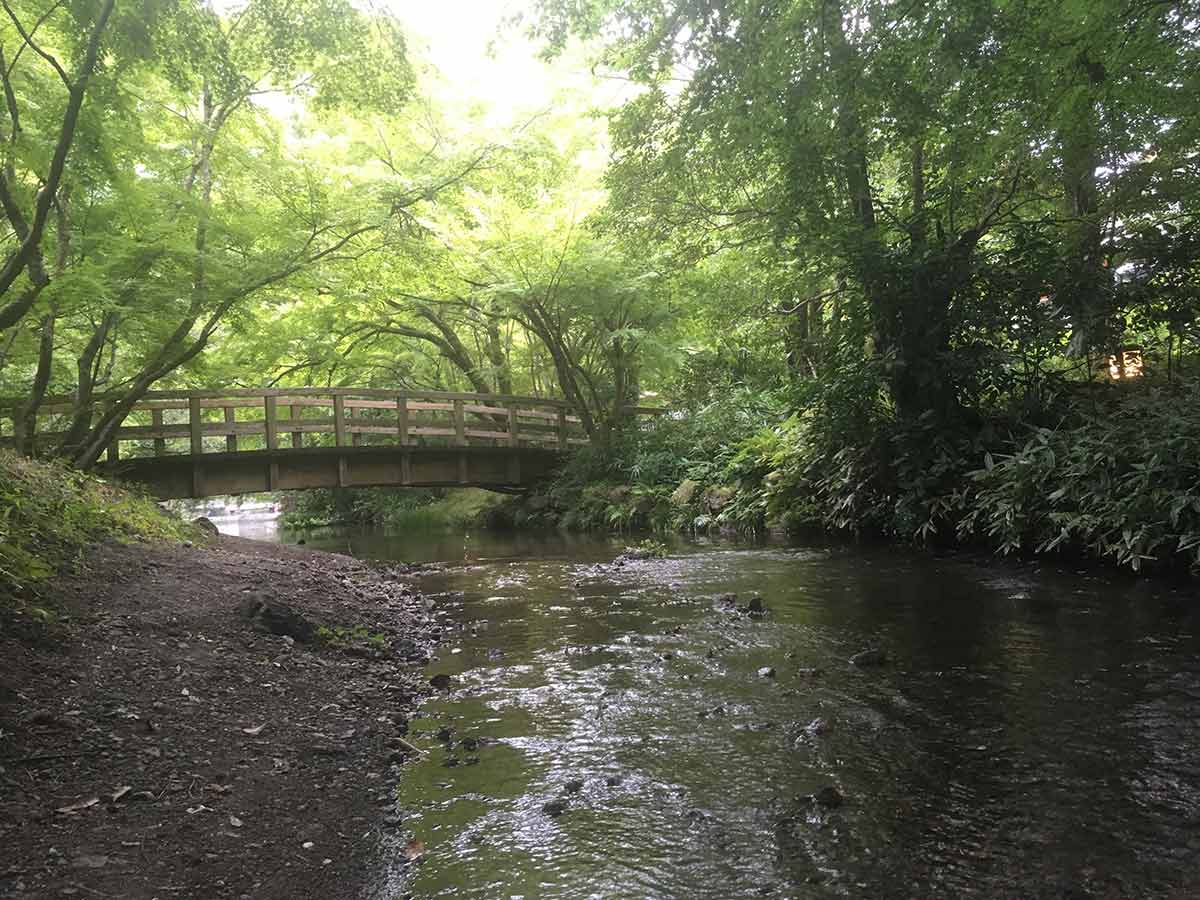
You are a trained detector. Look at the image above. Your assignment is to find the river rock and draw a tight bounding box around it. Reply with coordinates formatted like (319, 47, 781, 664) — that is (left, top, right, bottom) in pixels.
(191, 516, 219, 535)
(850, 648, 888, 667)
(429, 673, 453, 690)
(542, 799, 567, 817)
(564, 779, 584, 794)
(805, 717, 829, 736)
(241, 595, 316, 643)
(814, 786, 843, 808)
(743, 596, 767, 616)
(757, 666, 776, 678)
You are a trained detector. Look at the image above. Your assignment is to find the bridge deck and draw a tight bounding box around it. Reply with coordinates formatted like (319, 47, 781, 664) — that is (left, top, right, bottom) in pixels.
(0, 388, 662, 498)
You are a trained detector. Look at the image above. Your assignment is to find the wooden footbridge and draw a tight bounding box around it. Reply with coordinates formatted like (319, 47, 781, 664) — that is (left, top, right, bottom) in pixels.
(0, 388, 648, 499)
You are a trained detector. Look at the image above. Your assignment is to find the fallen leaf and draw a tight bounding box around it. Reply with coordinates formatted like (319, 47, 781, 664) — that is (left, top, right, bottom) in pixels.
(55, 796, 100, 815)
(242, 723, 266, 736)
(186, 804, 211, 815)
(229, 815, 243, 828)
(110, 786, 132, 803)
(403, 839, 425, 861)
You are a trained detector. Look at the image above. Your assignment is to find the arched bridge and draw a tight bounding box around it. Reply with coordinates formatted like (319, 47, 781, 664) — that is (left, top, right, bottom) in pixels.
(1, 388, 661, 499)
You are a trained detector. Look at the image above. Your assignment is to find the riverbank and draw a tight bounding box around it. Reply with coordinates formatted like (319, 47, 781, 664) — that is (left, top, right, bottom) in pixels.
(0, 534, 440, 900)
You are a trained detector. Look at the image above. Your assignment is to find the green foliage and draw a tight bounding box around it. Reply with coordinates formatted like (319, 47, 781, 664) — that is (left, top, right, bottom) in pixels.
(281, 487, 504, 531)
(959, 384, 1200, 572)
(0, 450, 197, 602)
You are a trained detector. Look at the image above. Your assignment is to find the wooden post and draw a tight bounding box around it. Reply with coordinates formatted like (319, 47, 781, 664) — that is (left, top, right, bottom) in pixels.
(290, 404, 302, 448)
(350, 405, 362, 447)
(152, 409, 165, 456)
(189, 397, 203, 456)
(106, 438, 120, 462)
(264, 396, 278, 450)
(397, 395, 408, 447)
(507, 406, 519, 447)
(454, 399, 466, 447)
(333, 394, 346, 446)
(225, 406, 237, 452)
(556, 407, 568, 451)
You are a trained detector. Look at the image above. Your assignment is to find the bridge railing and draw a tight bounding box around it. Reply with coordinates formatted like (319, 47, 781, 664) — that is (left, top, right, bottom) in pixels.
(0, 388, 594, 461)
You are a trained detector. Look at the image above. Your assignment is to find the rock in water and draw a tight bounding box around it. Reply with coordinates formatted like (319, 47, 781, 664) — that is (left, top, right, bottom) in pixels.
(192, 516, 219, 535)
(429, 673, 453, 690)
(814, 786, 844, 808)
(757, 666, 776, 678)
(542, 799, 567, 817)
(241, 595, 316, 643)
(849, 648, 888, 667)
(746, 596, 766, 615)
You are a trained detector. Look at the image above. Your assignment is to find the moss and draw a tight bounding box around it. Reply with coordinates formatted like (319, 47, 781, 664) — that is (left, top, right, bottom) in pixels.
(0, 450, 198, 604)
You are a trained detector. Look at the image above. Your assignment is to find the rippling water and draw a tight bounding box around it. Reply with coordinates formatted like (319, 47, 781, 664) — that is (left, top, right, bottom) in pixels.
(286, 527, 1200, 899)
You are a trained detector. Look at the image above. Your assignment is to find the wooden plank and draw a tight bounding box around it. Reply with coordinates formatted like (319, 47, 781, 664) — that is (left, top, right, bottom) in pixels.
(453, 399, 465, 446)
(464, 428, 511, 441)
(557, 408, 568, 451)
(333, 395, 346, 446)
(508, 407, 519, 447)
(225, 407, 238, 452)
(407, 401, 455, 412)
(189, 397, 203, 456)
(346, 424, 402, 436)
(397, 395, 408, 448)
(342, 398, 404, 410)
(152, 410, 165, 456)
(264, 396, 278, 450)
(290, 405, 302, 448)
(408, 426, 457, 438)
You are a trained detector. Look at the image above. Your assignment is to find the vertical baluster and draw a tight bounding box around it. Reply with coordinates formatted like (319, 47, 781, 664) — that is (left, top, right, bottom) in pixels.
(350, 405, 362, 447)
(397, 394, 408, 446)
(556, 407, 568, 451)
(454, 399, 465, 447)
(333, 394, 346, 446)
(225, 406, 237, 452)
(507, 406, 519, 447)
(290, 404, 302, 448)
(264, 396, 278, 450)
(152, 409, 165, 456)
(189, 397, 203, 456)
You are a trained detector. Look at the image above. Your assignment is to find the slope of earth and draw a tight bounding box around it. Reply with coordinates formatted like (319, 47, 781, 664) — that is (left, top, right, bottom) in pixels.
(0, 535, 442, 899)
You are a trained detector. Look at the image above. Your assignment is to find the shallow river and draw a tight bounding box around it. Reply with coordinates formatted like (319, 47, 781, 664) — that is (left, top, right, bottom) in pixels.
(276, 525, 1200, 899)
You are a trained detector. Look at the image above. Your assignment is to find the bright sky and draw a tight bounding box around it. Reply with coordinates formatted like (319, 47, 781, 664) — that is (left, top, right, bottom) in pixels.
(387, 0, 630, 126)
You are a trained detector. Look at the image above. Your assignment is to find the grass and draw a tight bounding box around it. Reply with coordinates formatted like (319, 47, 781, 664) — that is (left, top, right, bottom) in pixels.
(0, 450, 198, 605)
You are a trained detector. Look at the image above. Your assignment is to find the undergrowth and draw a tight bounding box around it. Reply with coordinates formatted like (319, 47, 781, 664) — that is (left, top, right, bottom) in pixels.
(0, 450, 197, 605)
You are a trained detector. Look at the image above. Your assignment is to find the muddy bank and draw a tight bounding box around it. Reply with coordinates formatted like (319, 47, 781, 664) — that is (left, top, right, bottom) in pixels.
(0, 535, 441, 900)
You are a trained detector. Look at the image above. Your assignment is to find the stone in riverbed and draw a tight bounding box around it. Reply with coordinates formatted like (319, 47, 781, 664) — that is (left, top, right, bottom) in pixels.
(849, 648, 888, 667)
(542, 799, 567, 817)
(757, 666, 776, 678)
(240, 595, 316, 643)
(429, 673, 453, 690)
(563, 779, 584, 794)
(192, 516, 219, 535)
(813, 786, 843, 808)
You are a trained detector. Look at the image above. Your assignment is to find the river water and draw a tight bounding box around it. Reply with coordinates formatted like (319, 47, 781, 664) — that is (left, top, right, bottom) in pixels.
(276, 525, 1200, 899)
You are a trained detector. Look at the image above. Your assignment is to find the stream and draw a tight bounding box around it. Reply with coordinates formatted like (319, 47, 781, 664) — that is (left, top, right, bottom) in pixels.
(269, 525, 1200, 899)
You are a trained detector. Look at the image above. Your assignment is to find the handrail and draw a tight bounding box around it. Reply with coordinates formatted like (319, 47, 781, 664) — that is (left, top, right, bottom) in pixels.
(0, 387, 619, 461)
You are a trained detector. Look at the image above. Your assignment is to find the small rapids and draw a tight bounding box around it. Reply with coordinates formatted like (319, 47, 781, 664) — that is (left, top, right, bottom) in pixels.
(289, 529, 1200, 899)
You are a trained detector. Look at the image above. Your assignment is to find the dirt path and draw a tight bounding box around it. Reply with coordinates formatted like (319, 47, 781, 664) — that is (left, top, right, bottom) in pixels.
(0, 535, 442, 899)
